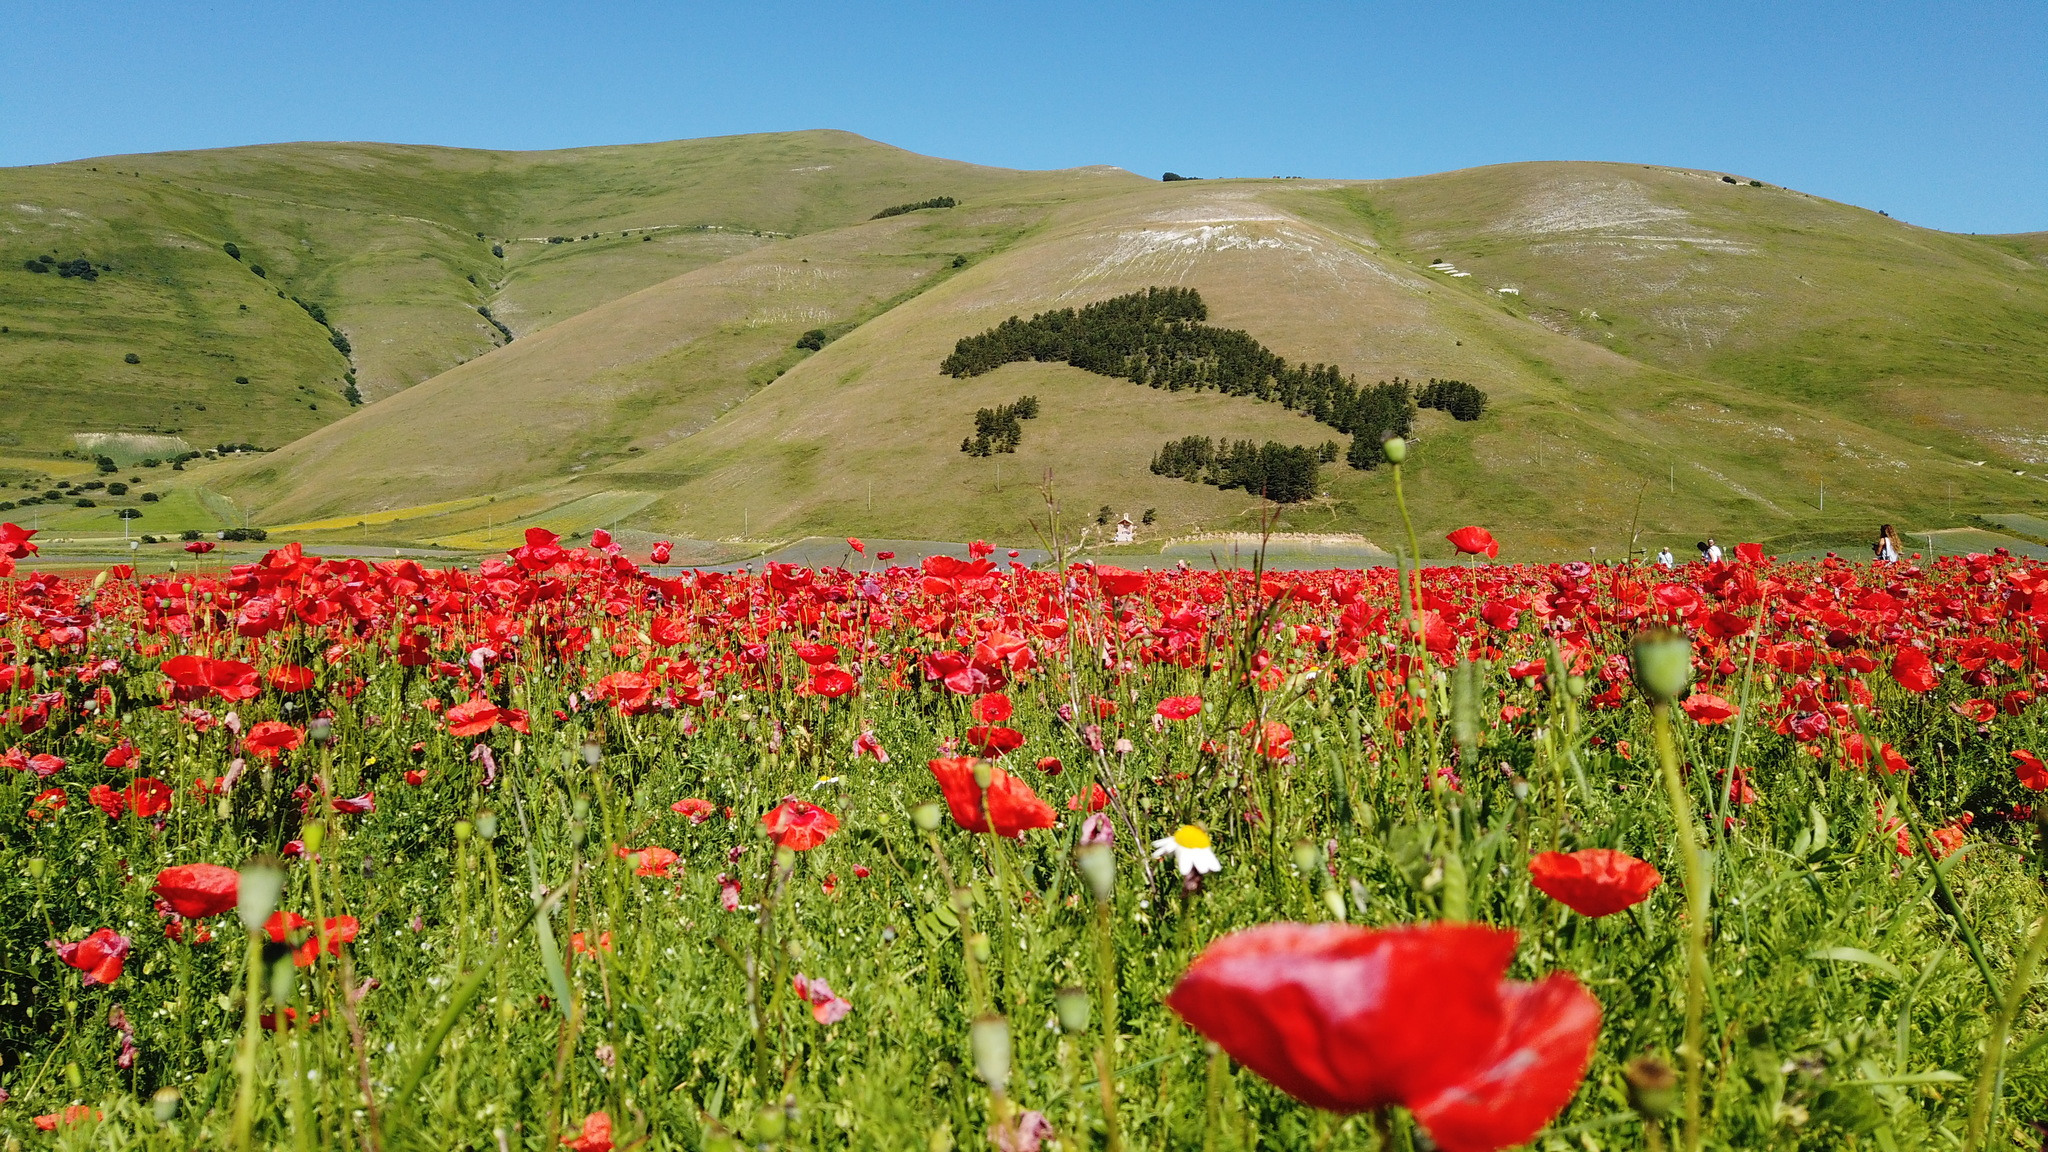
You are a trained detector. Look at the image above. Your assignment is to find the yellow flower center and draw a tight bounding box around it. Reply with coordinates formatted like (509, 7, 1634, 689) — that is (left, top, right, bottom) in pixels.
(1173, 825, 1212, 850)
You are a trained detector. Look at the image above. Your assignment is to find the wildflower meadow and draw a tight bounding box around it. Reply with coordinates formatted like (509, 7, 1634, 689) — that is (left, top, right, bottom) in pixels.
(5, 483, 2048, 1150)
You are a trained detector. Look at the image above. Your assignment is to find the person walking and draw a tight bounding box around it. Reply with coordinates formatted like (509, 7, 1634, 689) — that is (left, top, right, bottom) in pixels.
(1874, 524, 1901, 563)
(1656, 546, 1675, 568)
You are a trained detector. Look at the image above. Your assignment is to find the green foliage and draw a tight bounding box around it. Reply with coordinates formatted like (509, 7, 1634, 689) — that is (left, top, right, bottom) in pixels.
(1416, 377, 1488, 421)
(223, 242, 241, 261)
(960, 395, 1040, 456)
(1150, 435, 1321, 502)
(795, 329, 829, 351)
(871, 196, 957, 219)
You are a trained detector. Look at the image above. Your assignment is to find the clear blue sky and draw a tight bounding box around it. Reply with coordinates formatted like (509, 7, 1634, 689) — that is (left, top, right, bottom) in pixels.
(3, 1, 2042, 233)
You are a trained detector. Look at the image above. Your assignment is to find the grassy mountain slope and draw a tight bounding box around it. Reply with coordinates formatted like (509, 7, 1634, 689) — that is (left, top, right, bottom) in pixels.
(0, 131, 1131, 451)
(219, 171, 2046, 558)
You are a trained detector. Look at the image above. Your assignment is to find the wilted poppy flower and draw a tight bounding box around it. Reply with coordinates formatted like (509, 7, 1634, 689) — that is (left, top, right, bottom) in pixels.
(562, 1110, 614, 1152)
(793, 973, 852, 1024)
(1890, 647, 1937, 693)
(446, 696, 502, 737)
(1165, 922, 1599, 1152)
(331, 792, 376, 815)
(243, 720, 304, 760)
(928, 756, 1057, 838)
(1528, 849, 1662, 917)
(852, 730, 890, 763)
(964, 725, 1025, 756)
(1156, 695, 1203, 721)
(671, 797, 718, 823)
(52, 928, 131, 986)
(2016, 750, 2048, 792)
(1445, 526, 1500, 559)
(154, 862, 240, 919)
(810, 667, 857, 698)
(1678, 694, 1737, 725)
(762, 798, 840, 850)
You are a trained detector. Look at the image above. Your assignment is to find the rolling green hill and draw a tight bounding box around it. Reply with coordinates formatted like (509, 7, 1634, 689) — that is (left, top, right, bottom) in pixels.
(5, 134, 2045, 559)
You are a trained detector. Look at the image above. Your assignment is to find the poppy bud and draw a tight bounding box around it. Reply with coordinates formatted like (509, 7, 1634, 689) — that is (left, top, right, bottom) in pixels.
(301, 821, 326, 856)
(151, 1086, 181, 1123)
(1322, 885, 1348, 921)
(454, 820, 472, 841)
(1381, 436, 1407, 464)
(969, 932, 992, 964)
(581, 741, 602, 767)
(66, 1061, 82, 1090)
(1623, 1055, 1678, 1120)
(912, 803, 943, 832)
(1076, 844, 1116, 904)
(1631, 629, 1693, 705)
(1054, 986, 1091, 1033)
(476, 810, 499, 840)
(971, 1015, 1012, 1094)
(266, 944, 297, 1004)
(755, 1105, 786, 1141)
(971, 760, 994, 789)
(237, 860, 284, 931)
(26, 857, 44, 881)
(1290, 840, 1321, 877)
(308, 717, 333, 746)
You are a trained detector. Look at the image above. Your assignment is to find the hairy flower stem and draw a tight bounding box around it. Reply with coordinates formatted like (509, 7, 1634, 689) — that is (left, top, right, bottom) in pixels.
(1653, 702, 1708, 1152)
(1200, 1044, 1226, 1152)
(1966, 911, 2048, 1149)
(1094, 899, 1122, 1152)
(232, 928, 265, 1152)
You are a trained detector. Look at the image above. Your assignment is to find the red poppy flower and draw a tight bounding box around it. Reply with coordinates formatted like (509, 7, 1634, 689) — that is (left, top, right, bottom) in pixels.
(792, 642, 839, 666)
(650, 541, 672, 565)
(89, 784, 127, 818)
(184, 540, 217, 555)
(964, 725, 1025, 756)
(1679, 694, 1737, 725)
(266, 910, 310, 943)
(762, 798, 840, 850)
(1445, 526, 1500, 559)
(1952, 699, 1996, 724)
(928, 756, 1057, 838)
(1066, 783, 1111, 812)
(1890, 647, 1937, 693)
(52, 928, 131, 987)
(2016, 750, 2048, 792)
(562, 1111, 614, 1152)
(1252, 720, 1294, 760)
(671, 797, 718, 823)
(446, 696, 503, 737)
(126, 777, 172, 818)
(161, 654, 261, 702)
(243, 720, 304, 760)
(847, 536, 865, 554)
(291, 915, 360, 965)
(1165, 923, 1598, 1151)
(973, 693, 1014, 722)
(1094, 566, 1147, 597)
(810, 667, 857, 698)
(0, 521, 38, 559)
(1156, 695, 1203, 721)
(331, 792, 375, 815)
(103, 742, 139, 769)
(618, 845, 679, 876)
(154, 863, 240, 919)
(33, 1106, 100, 1131)
(267, 665, 316, 692)
(1527, 849, 1662, 917)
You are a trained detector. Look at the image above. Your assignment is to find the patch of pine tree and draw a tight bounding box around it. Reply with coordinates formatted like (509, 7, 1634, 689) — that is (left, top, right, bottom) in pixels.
(1149, 436, 1322, 503)
(941, 288, 1454, 468)
(873, 196, 958, 220)
(1417, 377, 1488, 421)
(961, 395, 1039, 456)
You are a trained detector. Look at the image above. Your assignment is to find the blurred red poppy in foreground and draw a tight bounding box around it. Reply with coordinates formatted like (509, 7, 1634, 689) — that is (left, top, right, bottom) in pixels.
(52, 928, 131, 987)
(762, 798, 840, 850)
(1445, 526, 1500, 559)
(33, 1106, 100, 1131)
(1166, 923, 1598, 1152)
(154, 863, 240, 919)
(1528, 849, 1662, 917)
(1891, 647, 1937, 693)
(928, 756, 1057, 838)
(562, 1110, 613, 1152)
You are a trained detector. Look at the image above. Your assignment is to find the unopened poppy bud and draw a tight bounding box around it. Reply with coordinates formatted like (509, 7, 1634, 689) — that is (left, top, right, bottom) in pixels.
(308, 717, 333, 746)
(971, 760, 994, 789)
(301, 820, 326, 855)
(476, 811, 499, 840)
(237, 859, 284, 931)
(1381, 435, 1407, 464)
(755, 1105, 786, 1141)
(26, 857, 44, 881)
(971, 1015, 1011, 1093)
(775, 846, 796, 871)
(65, 1061, 82, 1090)
(1075, 844, 1116, 904)
(581, 740, 602, 766)
(1322, 885, 1348, 921)
(267, 945, 297, 1004)
(969, 932, 992, 964)
(912, 803, 943, 832)
(151, 1086, 181, 1122)
(1054, 986, 1091, 1033)
(1631, 629, 1693, 704)
(1567, 675, 1587, 698)
(454, 820, 472, 841)
(1624, 1055, 1679, 1119)
(1290, 840, 1321, 877)
(91, 569, 110, 591)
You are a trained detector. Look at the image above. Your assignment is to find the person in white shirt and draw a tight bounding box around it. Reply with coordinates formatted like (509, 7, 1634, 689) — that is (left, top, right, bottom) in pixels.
(1705, 538, 1723, 564)
(1656, 547, 1675, 568)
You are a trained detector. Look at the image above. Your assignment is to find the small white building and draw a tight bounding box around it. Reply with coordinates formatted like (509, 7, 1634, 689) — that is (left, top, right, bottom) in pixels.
(1114, 516, 1135, 544)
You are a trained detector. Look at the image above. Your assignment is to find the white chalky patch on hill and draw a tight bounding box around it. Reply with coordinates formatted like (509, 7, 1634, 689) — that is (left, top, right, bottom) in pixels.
(1495, 179, 1690, 235)
(1060, 219, 1409, 298)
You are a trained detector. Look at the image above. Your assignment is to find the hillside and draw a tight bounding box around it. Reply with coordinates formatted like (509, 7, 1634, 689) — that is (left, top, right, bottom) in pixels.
(4, 134, 2045, 559)
(0, 131, 1115, 453)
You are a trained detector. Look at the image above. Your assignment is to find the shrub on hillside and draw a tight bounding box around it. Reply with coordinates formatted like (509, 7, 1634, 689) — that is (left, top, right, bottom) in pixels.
(796, 329, 829, 351)
(1417, 378, 1488, 421)
(223, 242, 241, 260)
(872, 196, 956, 220)
(961, 396, 1039, 456)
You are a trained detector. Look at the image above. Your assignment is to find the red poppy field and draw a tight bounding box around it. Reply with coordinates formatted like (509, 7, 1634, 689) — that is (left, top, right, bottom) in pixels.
(5, 519, 2048, 1150)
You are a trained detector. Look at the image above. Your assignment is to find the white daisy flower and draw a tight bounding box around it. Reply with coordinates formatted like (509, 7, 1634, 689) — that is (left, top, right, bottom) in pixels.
(1151, 824, 1222, 876)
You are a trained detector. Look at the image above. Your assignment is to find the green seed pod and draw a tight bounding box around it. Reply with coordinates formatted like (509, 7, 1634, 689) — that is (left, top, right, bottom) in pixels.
(1382, 435, 1407, 465)
(1632, 629, 1693, 704)
(65, 1061, 82, 1090)
(151, 1086, 181, 1123)
(26, 857, 44, 881)
(969, 932, 992, 964)
(970, 1015, 1011, 1093)
(237, 859, 285, 931)
(1322, 885, 1348, 922)
(1075, 844, 1116, 904)
(301, 820, 326, 856)
(912, 803, 943, 832)
(1054, 986, 1091, 1033)
(970, 760, 994, 789)
(1290, 840, 1322, 877)
(453, 820, 472, 842)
